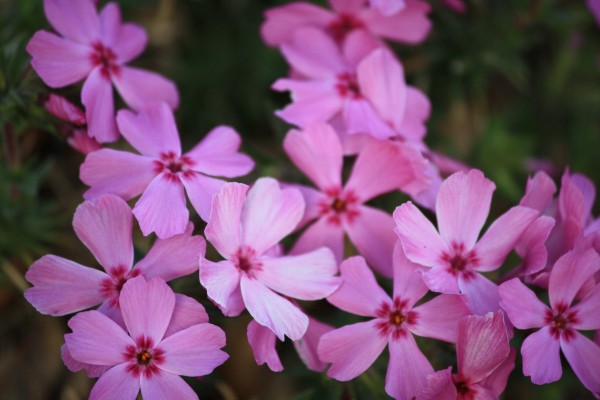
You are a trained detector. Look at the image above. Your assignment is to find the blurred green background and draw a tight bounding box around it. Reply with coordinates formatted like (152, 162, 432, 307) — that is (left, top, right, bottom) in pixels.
(1, 0, 599, 398)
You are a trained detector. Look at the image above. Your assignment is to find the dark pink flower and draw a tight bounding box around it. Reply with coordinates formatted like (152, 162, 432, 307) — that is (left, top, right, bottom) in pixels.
(200, 178, 341, 341)
(65, 276, 228, 400)
(27, 0, 179, 142)
(80, 102, 254, 238)
(499, 248, 600, 395)
(25, 195, 203, 320)
(284, 123, 429, 276)
(394, 169, 539, 315)
(318, 248, 470, 400)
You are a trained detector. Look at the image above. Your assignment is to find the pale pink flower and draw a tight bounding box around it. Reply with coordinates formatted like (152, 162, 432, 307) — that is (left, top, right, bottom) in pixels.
(394, 169, 539, 315)
(25, 195, 203, 322)
(284, 123, 429, 276)
(499, 248, 600, 395)
(417, 311, 515, 400)
(261, 0, 431, 47)
(200, 178, 341, 341)
(80, 102, 254, 239)
(65, 276, 228, 400)
(27, 0, 179, 142)
(273, 29, 430, 142)
(318, 248, 470, 400)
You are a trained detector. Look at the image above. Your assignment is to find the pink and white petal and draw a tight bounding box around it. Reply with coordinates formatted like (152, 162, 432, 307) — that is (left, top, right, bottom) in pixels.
(135, 223, 204, 282)
(327, 256, 390, 317)
(62, 342, 109, 378)
(89, 363, 140, 400)
(436, 170, 495, 250)
(116, 103, 181, 158)
(240, 275, 309, 341)
(247, 320, 283, 372)
(519, 171, 557, 211)
(113, 24, 147, 64)
(73, 194, 133, 271)
(204, 182, 248, 259)
(119, 276, 176, 345)
(181, 172, 226, 222)
(347, 140, 429, 201)
(474, 206, 539, 272)
(370, 0, 406, 16)
(319, 320, 388, 381)
(343, 99, 397, 140)
(560, 332, 600, 394)
(498, 278, 549, 329)
(346, 205, 396, 277)
(260, 3, 334, 46)
(416, 367, 456, 400)
(393, 202, 448, 268)
(81, 149, 156, 201)
(164, 294, 209, 338)
(571, 283, 600, 330)
(82, 68, 118, 143)
(521, 327, 562, 385)
(397, 87, 430, 142)
(185, 126, 254, 178)
(480, 348, 516, 397)
(25, 255, 106, 316)
(159, 324, 228, 376)
(392, 243, 429, 307)
(549, 248, 600, 309)
(44, 0, 99, 44)
(291, 218, 345, 263)
(362, 0, 432, 44)
(457, 312, 510, 384)
(342, 30, 382, 70)
(294, 318, 334, 372)
(356, 48, 406, 130)
(241, 178, 304, 255)
(274, 85, 343, 127)
(140, 373, 197, 400)
(199, 258, 242, 316)
(66, 311, 134, 365)
(26, 31, 93, 87)
(385, 335, 434, 400)
(514, 216, 555, 277)
(280, 27, 347, 78)
(422, 267, 459, 294)
(113, 66, 179, 111)
(132, 174, 189, 239)
(458, 273, 500, 316)
(410, 294, 469, 343)
(283, 123, 343, 191)
(256, 248, 340, 301)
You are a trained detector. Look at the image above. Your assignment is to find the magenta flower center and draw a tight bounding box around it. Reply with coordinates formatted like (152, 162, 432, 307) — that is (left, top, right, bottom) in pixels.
(90, 41, 120, 79)
(544, 303, 579, 341)
(336, 73, 361, 99)
(375, 297, 417, 340)
(320, 188, 360, 225)
(233, 246, 262, 277)
(441, 242, 479, 280)
(100, 266, 140, 307)
(124, 336, 165, 378)
(154, 152, 195, 181)
(328, 13, 364, 42)
(452, 375, 474, 399)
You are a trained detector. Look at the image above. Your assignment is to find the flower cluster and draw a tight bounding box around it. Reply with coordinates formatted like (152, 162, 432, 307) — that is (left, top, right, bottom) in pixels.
(23, 0, 600, 399)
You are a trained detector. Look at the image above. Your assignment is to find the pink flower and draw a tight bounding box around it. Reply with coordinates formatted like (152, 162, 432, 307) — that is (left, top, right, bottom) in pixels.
(80, 102, 254, 239)
(318, 248, 470, 400)
(369, 0, 406, 16)
(25, 195, 203, 322)
(417, 311, 515, 400)
(498, 248, 600, 395)
(273, 29, 430, 142)
(394, 169, 539, 315)
(200, 178, 341, 341)
(261, 0, 431, 47)
(65, 276, 228, 400)
(284, 123, 429, 276)
(27, 0, 179, 142)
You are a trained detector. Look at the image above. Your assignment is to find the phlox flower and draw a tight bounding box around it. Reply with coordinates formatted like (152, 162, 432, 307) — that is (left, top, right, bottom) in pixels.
(499, 248, 600, 395)
(284, 123, 429, 276)
(65, 276, 228, 400)
(318, 248, 470, 400)
(200, 178, 341, 341)
(261, 0, 431, 47)
(273, 28, 430, 143)
(27, 0, 179, 142)
(25, 194, 203, 323)
(394, 169, 539, 315)
(417, 311, 515, 400)
(80, 102, 254, 239)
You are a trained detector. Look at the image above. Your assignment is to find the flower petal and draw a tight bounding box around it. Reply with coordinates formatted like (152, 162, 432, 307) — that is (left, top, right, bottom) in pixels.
(199, 259, 242, 316)
(519, 171, 557, 211)
(498, 278, 549, 329)
(560, 332, 600, 394)
(548, 248, 600, 309)
(362, 0, 432, 44)
(44, 0, 99, 44)
(294, 318, 334, 372)
(458, 273, 500, 316)
(480, 348, 516, 397)
(205, 182, 248, 259)
(396, 87, 430, 142)
(82, 68, 118, 143)
(140, 372, 198, 400)
(416, 367, 456, 400)
(180, 172, 225, 222)
(392, 243, 429, 307)
(410, 294, 469, 343)
(291, 217, 345, 263)
(521, 326, 562, 385)
(89, 363, 140, 400)
(164, 294, 209, 338)
(247, 320, 283, 372)
(113, 66, 179, 111)
(260, 2, 333, 46)
(343, 98, 397, 140)
(571, 282, 600, 330)
(385, 335, 434, 400)
(512, 216, 555, 277)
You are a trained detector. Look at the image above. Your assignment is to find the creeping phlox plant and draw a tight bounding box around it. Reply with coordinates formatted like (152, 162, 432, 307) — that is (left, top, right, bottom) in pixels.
(22, 0, 600, 399)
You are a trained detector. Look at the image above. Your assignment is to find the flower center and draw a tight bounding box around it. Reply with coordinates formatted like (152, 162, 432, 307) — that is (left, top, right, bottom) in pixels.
(124, 336, 165, 378)
(90, 41, 119, 79)
(100, 266, 140, 307)
(154, 152, 195, 180)
(328, 13, 364, 42)
(233, 246, 262, 277)
(389, 310, 406, 326)
(375, 297, 417, 340)
(320, 188, 360, 225)
(453, 376, 472, 396)
(336, 73, 361, 99)
(137, 350, 153, 365)
(331, 198, 347, 213)
(545, 303, 578, 341)
(441, 242, 479, 279)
